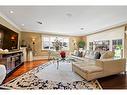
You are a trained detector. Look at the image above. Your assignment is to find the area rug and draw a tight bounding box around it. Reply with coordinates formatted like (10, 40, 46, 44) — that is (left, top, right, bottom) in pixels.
(1, 61, 102, 90)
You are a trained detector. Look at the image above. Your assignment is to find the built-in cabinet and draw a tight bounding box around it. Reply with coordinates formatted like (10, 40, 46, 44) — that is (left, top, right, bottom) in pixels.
(0, 51, 24, 75)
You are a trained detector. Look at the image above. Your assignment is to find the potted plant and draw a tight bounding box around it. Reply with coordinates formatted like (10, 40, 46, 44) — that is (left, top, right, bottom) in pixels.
(78, 40, 86, 49)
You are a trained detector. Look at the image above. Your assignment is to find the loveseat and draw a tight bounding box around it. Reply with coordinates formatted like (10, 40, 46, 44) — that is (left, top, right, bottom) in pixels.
(72, 50, 126, 81)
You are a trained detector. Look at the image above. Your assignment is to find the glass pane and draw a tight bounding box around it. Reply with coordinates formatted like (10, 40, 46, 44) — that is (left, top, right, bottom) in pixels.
(43, 41, 50, 49)
(50, 37, 56, 50)
(43, 37, 50, 49)
(112, 39, 123, 58)
(42, 36, 70, 50)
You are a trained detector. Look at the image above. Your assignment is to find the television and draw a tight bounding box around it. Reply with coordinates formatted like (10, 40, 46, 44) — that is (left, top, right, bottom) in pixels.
(0, 24, 18, 50)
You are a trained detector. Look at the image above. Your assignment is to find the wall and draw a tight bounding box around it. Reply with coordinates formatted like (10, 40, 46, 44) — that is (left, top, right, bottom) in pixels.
(80, 36, 87, 49)
(69, 36, 82, 52)
(20, 31, 82, 56)
(20, 32, 42, 56)
(87, 26, 125, 51)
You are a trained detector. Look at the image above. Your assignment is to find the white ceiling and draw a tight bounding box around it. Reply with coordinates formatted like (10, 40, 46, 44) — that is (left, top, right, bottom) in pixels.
(0, 6, 127, 36)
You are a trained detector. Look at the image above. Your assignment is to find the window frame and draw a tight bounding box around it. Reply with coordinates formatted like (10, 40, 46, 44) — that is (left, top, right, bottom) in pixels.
(42, 35, 69, 50)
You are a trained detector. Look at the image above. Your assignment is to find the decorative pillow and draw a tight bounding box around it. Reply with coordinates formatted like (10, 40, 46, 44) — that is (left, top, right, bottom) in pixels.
(78, 51, 83, 57)
(100, 51, 115, 59)
(89, 51, 96, 59)
(73, 50, 77, 55)
(82, 50, 87, 57)
(94, 52, 101, 59)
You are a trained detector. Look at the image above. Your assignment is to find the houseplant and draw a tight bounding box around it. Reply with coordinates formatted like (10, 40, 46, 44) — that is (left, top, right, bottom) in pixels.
(78, 40, 86, 49)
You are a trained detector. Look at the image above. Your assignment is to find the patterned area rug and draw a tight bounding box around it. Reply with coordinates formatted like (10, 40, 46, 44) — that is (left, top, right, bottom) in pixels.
(1, 61, 102, 90)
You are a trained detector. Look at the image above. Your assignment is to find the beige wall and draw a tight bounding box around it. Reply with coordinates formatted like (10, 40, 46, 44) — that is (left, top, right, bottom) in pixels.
(80, 36, 87, 49)
(20, 32, 43, 56)
(69, 36, 82, 52)
(20, 31, 82, 56)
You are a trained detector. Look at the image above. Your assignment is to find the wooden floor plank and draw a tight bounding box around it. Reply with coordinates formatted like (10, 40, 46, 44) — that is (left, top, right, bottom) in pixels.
(3, 59, 48, 83)
(98, 73, 127, 89)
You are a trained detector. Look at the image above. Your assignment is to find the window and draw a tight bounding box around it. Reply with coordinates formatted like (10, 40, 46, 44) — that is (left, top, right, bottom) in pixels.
(89, 42, 93, 50)
(112, 39, 123, 58)
(43, 37, 50, 49)
(42, 36, 69, 50)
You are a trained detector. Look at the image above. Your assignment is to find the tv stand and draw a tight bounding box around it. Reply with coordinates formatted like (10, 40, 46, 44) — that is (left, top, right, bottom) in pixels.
(0, 51, 24, 76)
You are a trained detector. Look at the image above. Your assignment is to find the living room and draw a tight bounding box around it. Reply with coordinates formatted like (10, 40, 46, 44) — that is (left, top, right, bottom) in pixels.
(0, 4, 127, 94)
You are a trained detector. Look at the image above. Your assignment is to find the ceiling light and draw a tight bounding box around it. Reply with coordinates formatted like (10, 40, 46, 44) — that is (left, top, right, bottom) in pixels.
(37, 21, 42, 24)
(21, 24, 24, 26)
(80, 28, 84, 30)
(66, 13, 72, 17)
(10, 10, 14, 14)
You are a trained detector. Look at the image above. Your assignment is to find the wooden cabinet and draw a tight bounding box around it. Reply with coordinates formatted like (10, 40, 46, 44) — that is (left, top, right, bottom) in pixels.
(0, 51, 24, 75)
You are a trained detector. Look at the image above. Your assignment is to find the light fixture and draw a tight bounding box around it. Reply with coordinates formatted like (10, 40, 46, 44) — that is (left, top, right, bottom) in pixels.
(21, 24, 25, 26)
(32, 38, 35, 44)
(80, 28, 84, 30)
(37, 21, 42, 24)
(9, 10, 14, 14)
(66, 13, 72, 17)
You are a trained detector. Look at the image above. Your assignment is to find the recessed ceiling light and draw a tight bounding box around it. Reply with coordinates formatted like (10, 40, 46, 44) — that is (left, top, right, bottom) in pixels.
(37, 21, 43, 24)
(10, 10, 14, 14)
(66, 13, 72, 17)
(80, 28, 84, 30)
(21, 24, 24, 26)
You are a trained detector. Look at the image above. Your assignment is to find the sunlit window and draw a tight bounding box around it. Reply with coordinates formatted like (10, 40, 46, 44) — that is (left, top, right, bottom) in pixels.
(42, 36, 69, 50)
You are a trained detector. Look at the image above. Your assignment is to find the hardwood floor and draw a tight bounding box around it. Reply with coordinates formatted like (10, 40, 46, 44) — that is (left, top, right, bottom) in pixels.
(3, 59, 48, 83)
(98, 73, 127, 89)
(3, 59, 127, 89)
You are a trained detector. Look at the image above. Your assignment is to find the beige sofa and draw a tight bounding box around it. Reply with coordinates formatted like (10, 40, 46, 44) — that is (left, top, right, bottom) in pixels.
(72, 50, 126, 81)
(72, 58, 126, 81)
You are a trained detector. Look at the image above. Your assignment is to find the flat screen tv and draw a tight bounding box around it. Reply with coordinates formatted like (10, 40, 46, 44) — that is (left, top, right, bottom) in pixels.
(0, 24, 18, 50)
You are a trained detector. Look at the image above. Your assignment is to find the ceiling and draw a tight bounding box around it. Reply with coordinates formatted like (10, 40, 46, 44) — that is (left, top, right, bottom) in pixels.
(0, 6, 127, 36)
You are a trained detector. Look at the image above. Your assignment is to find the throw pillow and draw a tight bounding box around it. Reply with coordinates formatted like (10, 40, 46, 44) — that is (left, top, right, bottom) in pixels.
(94, 52, 101, 59)
(77, 51, 83, 57)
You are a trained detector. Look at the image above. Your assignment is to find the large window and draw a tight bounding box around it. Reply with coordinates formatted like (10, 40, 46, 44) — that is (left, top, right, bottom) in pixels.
(112, 39, 123, 58)
(42, 36, 69, 50)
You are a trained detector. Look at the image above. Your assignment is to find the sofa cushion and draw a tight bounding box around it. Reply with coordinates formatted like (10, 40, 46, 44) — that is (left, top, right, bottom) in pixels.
(80, 66, 103, 74)
(73, 50, 78, 56)
(94, 52, 101, 59)
(82, 50, 87, 57)
(85, 50, 90, 56)
(73, 63, 88, 68)
(100, 51, 115, 59)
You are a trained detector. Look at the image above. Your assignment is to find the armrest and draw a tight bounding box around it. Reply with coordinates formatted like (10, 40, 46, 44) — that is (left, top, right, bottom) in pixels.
(96, 58, 126, 72)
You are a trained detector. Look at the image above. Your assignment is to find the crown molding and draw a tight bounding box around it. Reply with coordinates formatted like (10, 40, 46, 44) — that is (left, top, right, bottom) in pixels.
(86, 21, 127, 36)
(0, 11, 21, 31)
